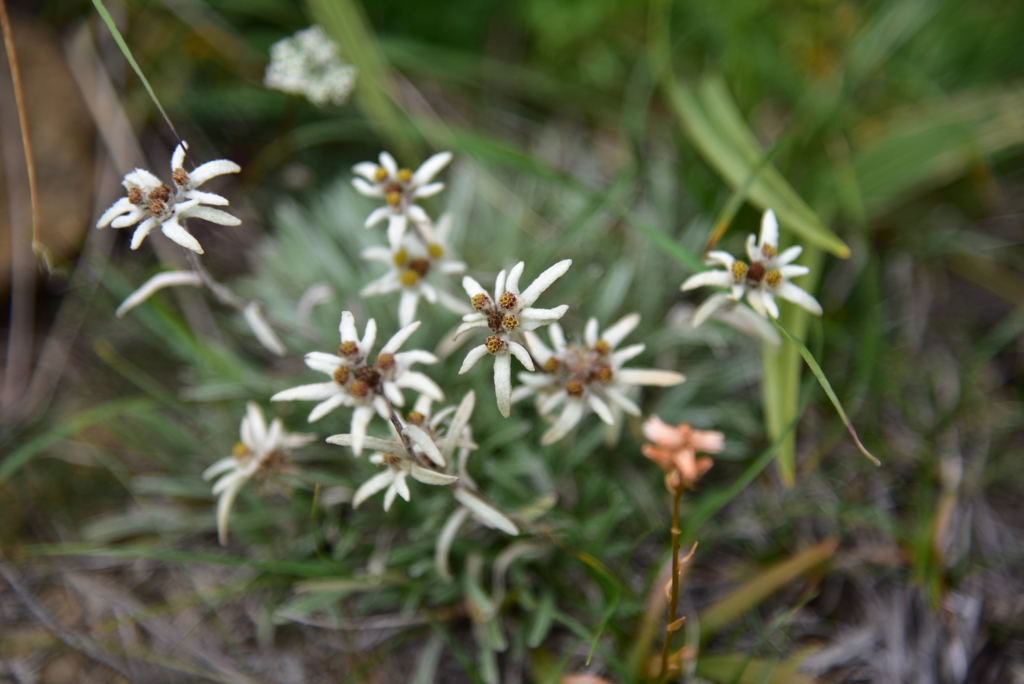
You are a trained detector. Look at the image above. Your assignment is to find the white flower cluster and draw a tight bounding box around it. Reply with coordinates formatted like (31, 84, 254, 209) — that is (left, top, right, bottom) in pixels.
(97, 141, 240, 254)
(515, 314, 685, 445)
(264, 25, 356, 107)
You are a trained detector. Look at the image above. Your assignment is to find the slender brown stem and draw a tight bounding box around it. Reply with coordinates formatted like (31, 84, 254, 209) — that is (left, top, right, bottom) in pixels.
(659, 485, 683, 680)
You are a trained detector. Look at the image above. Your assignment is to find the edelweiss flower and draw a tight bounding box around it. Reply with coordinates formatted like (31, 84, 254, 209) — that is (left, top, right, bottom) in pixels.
(326, 393, 476, 510)
(517, 314, 685, 445)
(681, 209, 822, 322)
(360, 214, 469, 325)
(456, 260, 572, 417)
(641, 415, 724, 489)
(96, 141, 241, 254)
(202, 402, 315, 545)
(264, 25, 356, 107)
(351, 151, 452, 248)
(271, 312, 442, 454)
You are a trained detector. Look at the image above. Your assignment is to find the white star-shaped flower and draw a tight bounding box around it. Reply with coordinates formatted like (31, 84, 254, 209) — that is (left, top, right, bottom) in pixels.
(96, 141, 241, 254)
(517, 313, 685, 445)
(351, 151, 452, 248)
(271, 311, 443, 455)
(681, 209, 822, 323)
(456, 260, 572, 417)
(360, 213, 469, 326)
(202, 402, 315, 545)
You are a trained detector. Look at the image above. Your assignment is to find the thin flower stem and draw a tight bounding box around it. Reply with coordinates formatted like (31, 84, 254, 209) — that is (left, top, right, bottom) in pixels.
(184, 249, 247, 310)
(659, 485, 683, 681)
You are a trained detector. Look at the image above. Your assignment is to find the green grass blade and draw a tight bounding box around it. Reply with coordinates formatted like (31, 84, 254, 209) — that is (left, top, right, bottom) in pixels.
(0, 397, 156, 484)
(772, 319, 880, 466)
(91, 0, 180, 142)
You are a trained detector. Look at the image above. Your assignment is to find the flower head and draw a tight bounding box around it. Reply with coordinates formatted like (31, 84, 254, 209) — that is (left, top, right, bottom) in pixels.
(681, 209, 822, 323)
(96, 141, 241, 254)
(456, 260, 571, 417)
(271, 312, 442, 455)
(360, 214, 469, 325)
(352, 151, 452, 248)
(517, 313, 685, 445)
(641, 416, 724, 489)
(264, 25, 356, 106)
(202, 402, 315, 545)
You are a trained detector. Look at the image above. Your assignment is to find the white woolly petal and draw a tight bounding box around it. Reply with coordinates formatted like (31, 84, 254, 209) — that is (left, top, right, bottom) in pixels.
(183, 205, 241, 226)
(540, 390, 568, 416)
(412, 182, 444, 199)
(459, 345, 489, 373)
(454, 319, 487, 341)
(129, 218, 159, 250)
(407, 204, 430, 226)
(361, 272, 401, 297)
(436, 507, 470, 582)
(507, 341, 535, 371)
(361, 246, 394, 262)
(116, 271, 203, 318)
(184, 189, 229, 206)
(775, 245, 803, 267)
(361, 318, 378, 355)
(272, 382, 338, 403)
(352, 162, 380, 182)
(189, 159, 241, 187)
(584, 318, 599, 347)
(493, 268, 508, 300)
(243, 302, 286, 356)
(762, 290, 780, 319)
(776, 281, 823, 315)
(383, 382, 405, 406)
(394, 349, 439, 366)
(352, 177, 383, 197)
(602, 313, 640, 348)
(548, 322, 566, 351)
(379, 151, 398, 177)
(522, 331, 552, 365)
(453, 489, 519, 536)
(494, 353, 513, 417)
(412, 151, 453, 186)
(365, 205, 392, 228)
(405, 424, 446, 466)
(326, 434, 403, 453)
(353, 470, 395, 509)
(382, 320, 421, 354)
(308, 394, 347, 422)
(160, 220, 204, 254)
(387, 213, 408, 250)
(540, 400, 586, 445)
(682, 269, 734, 291)
(779, 264, 810, 279)
(504, 262, 525, 295)
(215, 473, 249, 545)
(124, 168, 162, 188)
(349, 405, 376, 456)
(443, 390, 475, 461)
(420, 283, 438, 304)
(603, 386, 641, 416)
(462, 275, 488, 299)
(97, 197, 134, 228)
(616, 369, 686, 387)
(393, 472, 411, 502)
(759, 208, 779, 250)
(398, 290, 420, 327)
(110, 206, 147, 229)
(340, 311, 358, 343)
(395, 371, 445, 401)
(410, 463, 458, 485)
(746, 233, 760, 263)
(245, 402, 267, 444)
(171, 141, 187, 171)
(519, 259, 571, 308)
(518, 305, 569, 331)
(692, 292, 731, 326)
(747, 288, 768, 317)
(705, 251, 735, 268)
(203, 457, 237, 481)
(611, 343, 645, 365)
(305, 351, 344, 377)
(587, 394, 615, 425)
(383, 482, 399, 511)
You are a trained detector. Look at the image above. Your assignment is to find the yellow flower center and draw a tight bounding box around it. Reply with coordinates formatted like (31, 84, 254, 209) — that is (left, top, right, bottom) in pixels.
(397, 168, 413, 183)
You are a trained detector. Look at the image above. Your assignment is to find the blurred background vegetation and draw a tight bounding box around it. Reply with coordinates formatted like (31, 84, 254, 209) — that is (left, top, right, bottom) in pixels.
(1, 0, 1023, 681)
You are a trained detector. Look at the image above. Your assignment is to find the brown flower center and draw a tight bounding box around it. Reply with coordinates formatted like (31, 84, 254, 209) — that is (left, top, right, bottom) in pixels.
(172, 167, 189, 186)
(332, 366, 350, 385)
(747, 261, 766, 283)
(498, 291, 517, 310)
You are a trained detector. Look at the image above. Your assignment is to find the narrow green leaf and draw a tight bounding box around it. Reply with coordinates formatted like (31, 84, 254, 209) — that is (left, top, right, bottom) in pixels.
(772, 320, 880, 466)
(91, 0, 180, 142)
